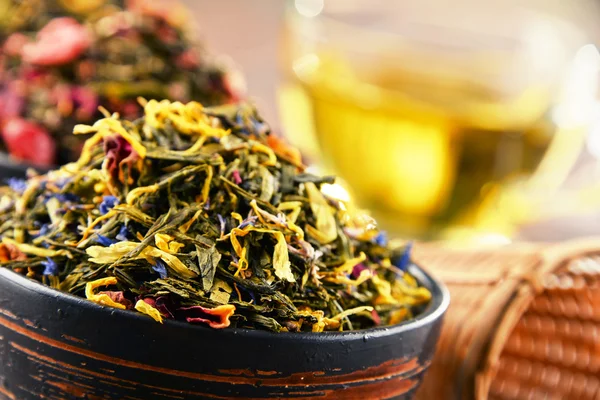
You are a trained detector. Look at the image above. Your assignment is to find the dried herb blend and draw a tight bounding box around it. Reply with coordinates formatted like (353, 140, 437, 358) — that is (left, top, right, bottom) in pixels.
(0, 99, 431, 332)
(0, 0, 244, 167)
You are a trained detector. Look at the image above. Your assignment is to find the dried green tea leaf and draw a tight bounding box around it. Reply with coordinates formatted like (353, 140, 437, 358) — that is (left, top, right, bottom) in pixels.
(210, 279, 232, 304)
(197, 245, 221, 291)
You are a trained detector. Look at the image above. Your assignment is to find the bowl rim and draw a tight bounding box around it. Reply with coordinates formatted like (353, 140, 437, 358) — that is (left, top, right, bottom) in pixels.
(0, 152, 51, 177)
(0, 262, 449, 342)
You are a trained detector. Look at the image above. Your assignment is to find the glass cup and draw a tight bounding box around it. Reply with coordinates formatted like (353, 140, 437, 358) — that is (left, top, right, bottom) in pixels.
(278, 0, 599, 240)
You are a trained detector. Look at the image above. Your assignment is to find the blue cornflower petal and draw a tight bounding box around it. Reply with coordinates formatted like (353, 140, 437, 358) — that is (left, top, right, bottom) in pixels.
(238, 285, 256, 303)
(116, 225, 129, 241)
(374, 231, 388, 247)
(99, 196, 119, 215)
(54, 193, 80, 203)
(217, 214, 226, 235)
(95, 235, 117, 247)
(152, 259, 168, 279)
(54, 178, 71, 189)
(235, 113, 249, 135)
(42, 258, 58, 276)
(252, 119, 268, 135)
(7, 178, 27, 193)
(238, 216, 258, 229)
(39, 224, 51, 237)
(394, 242, 413, 272)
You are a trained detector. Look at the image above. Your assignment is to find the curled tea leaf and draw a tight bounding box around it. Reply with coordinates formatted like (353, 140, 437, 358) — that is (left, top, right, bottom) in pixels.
(197, 245, 221, 291)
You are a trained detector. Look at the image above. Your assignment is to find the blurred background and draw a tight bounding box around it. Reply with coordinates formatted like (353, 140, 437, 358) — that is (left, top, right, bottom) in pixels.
(185, 0, 600, 244)
(5, 0, 600, 244)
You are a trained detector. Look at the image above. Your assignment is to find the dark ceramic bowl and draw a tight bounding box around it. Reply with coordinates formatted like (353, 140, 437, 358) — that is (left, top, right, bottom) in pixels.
(0, 263, 448, 400)
(0, 154, 51, 181)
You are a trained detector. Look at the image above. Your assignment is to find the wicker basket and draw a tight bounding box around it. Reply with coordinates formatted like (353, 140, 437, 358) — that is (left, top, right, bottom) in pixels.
(413, 237, 600, 400)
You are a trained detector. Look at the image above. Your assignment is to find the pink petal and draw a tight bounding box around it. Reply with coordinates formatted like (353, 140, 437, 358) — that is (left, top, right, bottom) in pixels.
(22, 17, 91, 66)
(99, 291, 133, 309)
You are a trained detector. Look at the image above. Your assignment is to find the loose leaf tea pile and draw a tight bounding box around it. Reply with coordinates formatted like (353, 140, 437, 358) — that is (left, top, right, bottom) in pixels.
(0, 0, 244, 166)
(0, 99, 431, 332)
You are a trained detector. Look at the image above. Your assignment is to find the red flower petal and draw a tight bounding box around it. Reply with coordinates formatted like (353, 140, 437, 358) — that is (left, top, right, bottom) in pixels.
(0, 243, 26, 262)
(371, 309, 382, 326)
(0, 82, 25, 120)
(103, 135, 139, 184)
(175, 50, 200, 70)
(71, 86, 99, 119)
(178, 304, 236, 329)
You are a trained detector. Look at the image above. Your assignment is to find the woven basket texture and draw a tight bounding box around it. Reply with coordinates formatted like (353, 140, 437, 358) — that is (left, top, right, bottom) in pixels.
(413, 238, 600, 400)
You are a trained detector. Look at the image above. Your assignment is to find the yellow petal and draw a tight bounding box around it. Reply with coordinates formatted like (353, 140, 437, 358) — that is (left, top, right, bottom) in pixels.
(305, 224, 333, 244)
(73, 124, 98, 135)
(144, 247, 197, 278)
(372, 275, 398, 305)
(234, 245, 249, 278)
(86, 241, 139, 264)
(2, 237, 71, 258)
(389, 308, 410, 325)
(179, 209, 203, 234)
(181, 136, 207, 155)
(278, 201, 302, 224)
(251, 142, 277, 166)
(46, 197, 61, 226)
(85, 277, 126, 310)
(201, 165, 213, 204)
(231, 212, 244, 225)
(272, 231, 294, 283)
(229, 227, 248, 257)
(126, 184, 160, 205)
(169, 241, 185, 253)
(143, 99, 229, 138)
(154, 233, 173, 253)
(330, 306, 374, 321)
(135, 300, 163, 323)
(154, 233, 183, 254)
(334, 252, 367, 274)
(323, 269, 372, 286)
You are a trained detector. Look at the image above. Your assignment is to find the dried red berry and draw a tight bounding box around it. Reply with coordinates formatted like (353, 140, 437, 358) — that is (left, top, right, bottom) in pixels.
(2, 118, 56, 167)
(22, 17, 91, 66)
